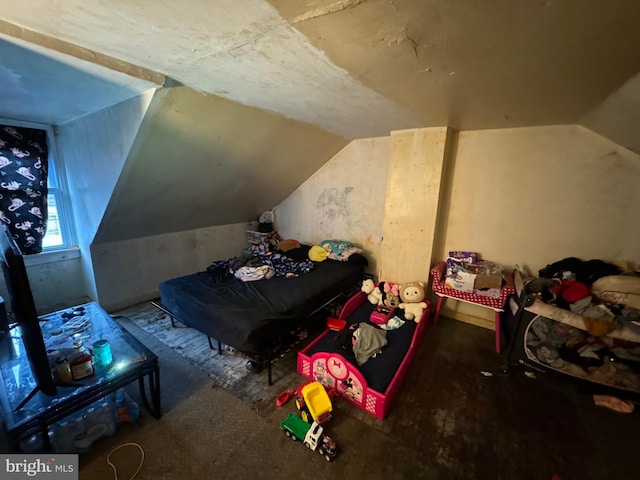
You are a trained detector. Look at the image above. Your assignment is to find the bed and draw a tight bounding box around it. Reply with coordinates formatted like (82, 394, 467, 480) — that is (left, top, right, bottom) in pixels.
(504, 267, 640, 400)
(156, 247, 368, 385)
(297, 290, 429, 420)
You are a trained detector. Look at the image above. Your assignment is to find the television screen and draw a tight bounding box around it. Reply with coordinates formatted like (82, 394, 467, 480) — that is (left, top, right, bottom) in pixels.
(0, 225, 57, 404)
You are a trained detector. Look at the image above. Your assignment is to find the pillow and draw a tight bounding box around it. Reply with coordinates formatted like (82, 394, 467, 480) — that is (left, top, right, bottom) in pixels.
(327, 245, 364, 262)
(318, 239, 354, 255)
(277, 239, 301, 253)
(317, 239, 365, 261)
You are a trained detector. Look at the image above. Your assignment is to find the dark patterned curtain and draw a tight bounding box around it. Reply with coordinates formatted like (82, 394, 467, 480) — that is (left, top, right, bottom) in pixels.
(0, 125, 49, 254)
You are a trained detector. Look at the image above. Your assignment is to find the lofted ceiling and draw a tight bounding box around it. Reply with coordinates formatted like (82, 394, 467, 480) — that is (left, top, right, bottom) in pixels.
(1, 0, 640, 139)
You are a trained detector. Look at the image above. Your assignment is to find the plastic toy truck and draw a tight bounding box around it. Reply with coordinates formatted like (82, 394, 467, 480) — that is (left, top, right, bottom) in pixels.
(280, 413, 337, 462)
(295, 381, 332, 424)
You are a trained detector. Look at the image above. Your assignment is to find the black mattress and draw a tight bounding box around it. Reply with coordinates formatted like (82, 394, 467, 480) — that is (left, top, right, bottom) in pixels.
(304, 301, 417, 393)
(159, 257, 365, 355)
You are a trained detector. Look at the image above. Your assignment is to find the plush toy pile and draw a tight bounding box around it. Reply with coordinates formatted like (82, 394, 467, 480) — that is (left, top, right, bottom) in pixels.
(361, 279, 427, 322)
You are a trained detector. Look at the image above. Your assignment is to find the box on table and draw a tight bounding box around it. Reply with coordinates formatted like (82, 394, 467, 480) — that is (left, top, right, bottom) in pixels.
(446, 251, 478, 275)
(472, 273, 503, 290)
(445, 271, 503, 292)
(444, 271, 477, 292)
(466, 262, 504, 290)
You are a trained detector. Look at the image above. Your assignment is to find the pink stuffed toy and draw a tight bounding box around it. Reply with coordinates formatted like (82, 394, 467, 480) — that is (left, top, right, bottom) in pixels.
(379, 281, 400, 307)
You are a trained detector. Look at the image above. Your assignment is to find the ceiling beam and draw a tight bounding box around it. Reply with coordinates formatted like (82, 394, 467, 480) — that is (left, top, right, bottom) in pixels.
(0, 19, 166, 86)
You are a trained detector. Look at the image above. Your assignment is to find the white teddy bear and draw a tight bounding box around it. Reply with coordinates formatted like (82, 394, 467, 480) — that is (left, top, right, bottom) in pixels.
(361, 279, 383, 305)
(398, 281, 428, 322)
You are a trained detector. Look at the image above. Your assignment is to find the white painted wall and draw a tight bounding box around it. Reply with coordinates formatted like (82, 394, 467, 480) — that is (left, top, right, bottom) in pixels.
(0, 92, 155, 315)
(436, 124, 640, 324)
(276, 137, 391, 275)
(276, 124, 640, 327)
(439, 125, 640, 271)
(581, 71, 640, 155)
(27, 121, 639, 321)
(91, 223, 247, 311)
(0, 253, 88, 317)
(54, 90, 155, 304)
(24, 254, 89, 314)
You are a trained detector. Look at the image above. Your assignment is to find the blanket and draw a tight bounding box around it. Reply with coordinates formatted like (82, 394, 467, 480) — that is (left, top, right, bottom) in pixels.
(592, 275, 640, 310)
(208, 251, 314, 282)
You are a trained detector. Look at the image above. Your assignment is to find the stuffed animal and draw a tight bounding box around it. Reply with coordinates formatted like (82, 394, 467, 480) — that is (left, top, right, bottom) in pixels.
(308, 245, 329, 262)
(361, 279, 383, 305)
(379, 281, 400, 308)
(398, 281, 428, 322)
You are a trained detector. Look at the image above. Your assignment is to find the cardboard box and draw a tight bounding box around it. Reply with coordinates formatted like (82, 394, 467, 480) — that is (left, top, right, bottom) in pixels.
(473, 273, 503, 290)
(444, 271, 477, 293)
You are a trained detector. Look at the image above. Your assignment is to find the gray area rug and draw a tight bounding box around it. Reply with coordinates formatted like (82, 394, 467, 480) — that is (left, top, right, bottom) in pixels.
(112, 301, 311, 407)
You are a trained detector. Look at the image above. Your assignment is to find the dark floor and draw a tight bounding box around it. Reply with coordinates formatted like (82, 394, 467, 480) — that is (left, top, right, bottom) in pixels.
(125, 304, 640, 480)
(389, 316, 640, 480)
(4, 304, 640, 479)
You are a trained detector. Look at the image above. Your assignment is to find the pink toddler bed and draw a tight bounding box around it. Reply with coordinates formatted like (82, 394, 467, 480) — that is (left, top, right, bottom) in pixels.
(297, 291, 429, 420)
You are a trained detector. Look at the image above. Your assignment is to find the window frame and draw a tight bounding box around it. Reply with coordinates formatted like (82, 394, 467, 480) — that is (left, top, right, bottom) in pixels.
(0, 117, 76, 252)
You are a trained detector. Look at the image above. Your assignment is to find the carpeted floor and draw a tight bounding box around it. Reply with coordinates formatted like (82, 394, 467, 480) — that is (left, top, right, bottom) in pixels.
(79, 304, 415, 480)
(114, 300, 322, 410)
(76, 302, 640, 480)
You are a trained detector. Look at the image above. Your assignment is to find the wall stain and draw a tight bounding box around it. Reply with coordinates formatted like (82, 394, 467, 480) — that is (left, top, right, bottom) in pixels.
(316, 187, 354, 219)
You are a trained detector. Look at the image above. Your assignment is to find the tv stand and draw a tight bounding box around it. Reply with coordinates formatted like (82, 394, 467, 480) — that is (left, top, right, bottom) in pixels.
(0, 302, 161, 453)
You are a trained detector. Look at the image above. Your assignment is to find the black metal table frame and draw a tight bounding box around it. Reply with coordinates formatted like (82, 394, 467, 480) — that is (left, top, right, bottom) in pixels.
(0, 312, 162, 452)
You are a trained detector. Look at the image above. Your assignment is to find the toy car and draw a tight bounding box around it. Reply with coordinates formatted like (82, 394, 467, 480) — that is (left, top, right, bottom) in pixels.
(280, 413, 337, 462)
(295, 381, 332, 424)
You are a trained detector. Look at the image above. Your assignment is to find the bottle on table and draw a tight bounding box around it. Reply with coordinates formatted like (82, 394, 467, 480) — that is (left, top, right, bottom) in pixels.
(56, 356, 73, 384)
(69, 339, 94, 380)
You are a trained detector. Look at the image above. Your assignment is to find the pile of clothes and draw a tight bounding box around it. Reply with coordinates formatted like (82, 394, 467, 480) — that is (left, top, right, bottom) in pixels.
(335, 322, 388, 366)
(208, 250, 314, 282)
(524, 257, 640, 337)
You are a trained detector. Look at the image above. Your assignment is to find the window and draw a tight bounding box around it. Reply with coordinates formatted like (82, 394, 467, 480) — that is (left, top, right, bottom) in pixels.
(41, 140, 75, 251)
(0, 118, 75, 252)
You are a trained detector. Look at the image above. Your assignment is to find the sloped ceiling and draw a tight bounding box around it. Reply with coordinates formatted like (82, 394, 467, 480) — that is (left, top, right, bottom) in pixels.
(2, 0, 640, 138)
(0, 33, 160, 126)
(1, 1, 640, 245)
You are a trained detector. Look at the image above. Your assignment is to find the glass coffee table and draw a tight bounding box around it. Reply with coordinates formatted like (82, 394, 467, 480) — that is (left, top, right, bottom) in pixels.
(0, 302, 161, 452)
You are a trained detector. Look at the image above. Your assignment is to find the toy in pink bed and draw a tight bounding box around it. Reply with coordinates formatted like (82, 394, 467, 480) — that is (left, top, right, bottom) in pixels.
(379, 281, 400, 307)
(398, 282, 428, 322)
(361, 279, 383, 305)
(370, 305, 396, 325)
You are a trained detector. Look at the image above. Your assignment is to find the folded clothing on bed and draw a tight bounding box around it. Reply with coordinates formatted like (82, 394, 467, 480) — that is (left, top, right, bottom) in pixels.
(208, 250, 314, 281)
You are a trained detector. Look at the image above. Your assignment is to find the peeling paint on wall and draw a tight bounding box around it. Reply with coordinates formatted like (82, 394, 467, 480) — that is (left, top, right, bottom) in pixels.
(291, 0, 365, 24)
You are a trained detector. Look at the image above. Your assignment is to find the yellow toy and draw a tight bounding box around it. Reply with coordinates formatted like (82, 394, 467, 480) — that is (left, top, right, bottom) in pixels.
(295, 381, 333, 424)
